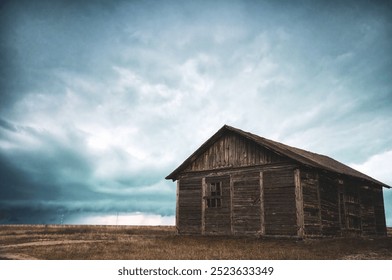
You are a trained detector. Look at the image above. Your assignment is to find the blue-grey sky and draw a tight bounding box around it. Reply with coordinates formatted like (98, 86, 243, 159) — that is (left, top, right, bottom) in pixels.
(1, 0, 391, 225)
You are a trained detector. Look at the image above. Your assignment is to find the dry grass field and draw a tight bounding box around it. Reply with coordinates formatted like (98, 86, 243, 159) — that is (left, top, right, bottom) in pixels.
(1, 225, 392, 260)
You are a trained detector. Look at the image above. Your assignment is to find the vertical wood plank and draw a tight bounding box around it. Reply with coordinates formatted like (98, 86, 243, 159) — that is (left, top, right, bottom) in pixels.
(338, 184, 342, 229)
(230, 175, 234, 235)
(201, 177, 206, 235)
(241, 137, 246, 166)
(248, 141, 253, 165)
(229, 134, 234, 166)
(259, 171, 265, 236)
(176, 180, 180, 234)
(217, 139, 221, 167)
(295, 169, 304, 237)
(257, 146, 262, 164)
(316, 172, 322, 233)
(224, 134, 228, 166)
(357, 186, 363, 231)
(233, 134, 237, 165)
(371, 189, 377, 234)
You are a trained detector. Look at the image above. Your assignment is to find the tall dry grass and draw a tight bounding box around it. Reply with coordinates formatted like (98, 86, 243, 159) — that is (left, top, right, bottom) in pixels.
(1, 225, 392, 260)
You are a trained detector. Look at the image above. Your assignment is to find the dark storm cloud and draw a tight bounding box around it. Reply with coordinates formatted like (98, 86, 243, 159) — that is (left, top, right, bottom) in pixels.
(0, 118, 17, 132)
(0, 0, 122, 110)
(0, 117, 174, 224)
(1, 0, 391, 224)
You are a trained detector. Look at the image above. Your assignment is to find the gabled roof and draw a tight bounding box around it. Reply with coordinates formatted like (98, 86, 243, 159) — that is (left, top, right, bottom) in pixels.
(166, 125, 390, 188)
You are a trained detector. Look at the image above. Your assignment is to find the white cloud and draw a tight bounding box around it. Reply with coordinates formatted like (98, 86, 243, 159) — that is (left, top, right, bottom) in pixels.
(179, 54, 216, 94)
(350, 150, 392, 186)
(69, 213, 175, 226)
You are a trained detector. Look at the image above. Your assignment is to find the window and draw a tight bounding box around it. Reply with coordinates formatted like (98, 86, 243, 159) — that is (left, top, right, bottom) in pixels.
(206, 182, 222, 208)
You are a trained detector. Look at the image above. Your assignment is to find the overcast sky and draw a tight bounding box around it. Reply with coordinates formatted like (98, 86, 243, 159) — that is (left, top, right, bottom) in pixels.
(1, 0, 391, 226)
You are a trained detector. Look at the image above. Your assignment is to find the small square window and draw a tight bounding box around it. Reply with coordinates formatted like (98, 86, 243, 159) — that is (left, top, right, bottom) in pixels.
(206, 181, 222, 208)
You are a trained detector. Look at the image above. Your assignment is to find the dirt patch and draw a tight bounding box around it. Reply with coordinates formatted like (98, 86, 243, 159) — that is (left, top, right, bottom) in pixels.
(1, 240, 102, 249)
(0, 240, 105, 260)
(1, 225, 392, 260)
(342, 251, 390, 260)
(0, 253, 39, 260)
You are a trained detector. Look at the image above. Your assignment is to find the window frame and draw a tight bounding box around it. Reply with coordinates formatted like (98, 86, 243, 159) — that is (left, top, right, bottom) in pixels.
(206, 181, 222, 208)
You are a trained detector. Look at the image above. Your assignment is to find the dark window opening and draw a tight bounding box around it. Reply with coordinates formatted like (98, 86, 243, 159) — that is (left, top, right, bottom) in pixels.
(206, 182, 222, 208)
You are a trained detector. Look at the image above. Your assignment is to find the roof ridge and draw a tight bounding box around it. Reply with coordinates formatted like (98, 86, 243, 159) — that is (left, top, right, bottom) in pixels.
(224, 125, 389, 187)
(166, 125, 390, 188)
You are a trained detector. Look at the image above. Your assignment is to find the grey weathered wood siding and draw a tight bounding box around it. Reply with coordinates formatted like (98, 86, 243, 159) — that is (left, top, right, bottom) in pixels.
(177, 168, 387, 237)
(185, 132, 286, 172)
(344, 182, 361, 234)
(300, 169, 322, 236)
(231, 171, 261, 235)
(177, 177, 202, 234)
(374, 187, 387, 235)
(360, 186, 376, 236)
(319, 174, 341, 236)
(302, 172, 387, 237)
(263, 169, 297, 236)
(204, 175, 231, 235)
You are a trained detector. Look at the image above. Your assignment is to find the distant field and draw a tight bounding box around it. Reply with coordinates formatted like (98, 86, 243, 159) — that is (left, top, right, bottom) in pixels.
(1, 225, 392, 260)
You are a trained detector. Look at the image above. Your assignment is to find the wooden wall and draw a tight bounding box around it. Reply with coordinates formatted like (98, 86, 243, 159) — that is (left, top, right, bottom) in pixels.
(360, 186, 376, 236)
(318, 173, 341, 236)
(263, 169, 297, 236)
(185, 132, 286, 172)
(176, 165, 387, 237)
(177, 177, 202, 234)
(178, 165, 300, 236)
(231, 171, 261, 235)
(301, 169, 322, 236)
(374, 187, 387, 236)
(344, 182, 362, 234)
(315, 173, 387, 237)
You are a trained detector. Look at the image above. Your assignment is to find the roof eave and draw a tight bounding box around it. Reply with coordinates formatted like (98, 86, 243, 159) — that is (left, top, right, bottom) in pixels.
(165, 125, 391, 188)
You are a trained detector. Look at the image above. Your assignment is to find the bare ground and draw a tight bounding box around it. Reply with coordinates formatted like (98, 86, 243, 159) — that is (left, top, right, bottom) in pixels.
(1, 225, 391, 260)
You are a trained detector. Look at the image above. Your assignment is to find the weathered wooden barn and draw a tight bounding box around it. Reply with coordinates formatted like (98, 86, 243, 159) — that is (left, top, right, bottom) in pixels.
(166, 125, 390, 237)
